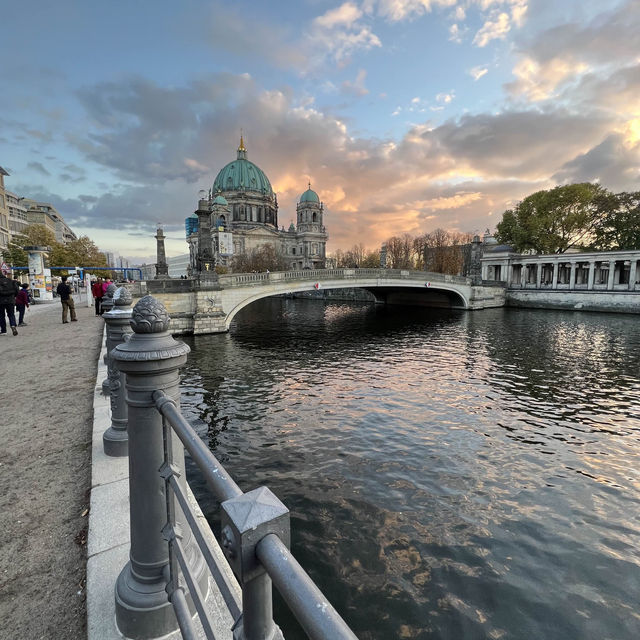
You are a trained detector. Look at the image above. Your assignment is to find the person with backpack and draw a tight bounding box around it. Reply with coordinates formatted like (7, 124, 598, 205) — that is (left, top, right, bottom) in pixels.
(0, 272, 19, 335)
(15, 282, 30, 326)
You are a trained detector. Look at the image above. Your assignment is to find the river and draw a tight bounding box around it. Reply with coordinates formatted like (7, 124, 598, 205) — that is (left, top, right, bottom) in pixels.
(180, 297, 640, 639)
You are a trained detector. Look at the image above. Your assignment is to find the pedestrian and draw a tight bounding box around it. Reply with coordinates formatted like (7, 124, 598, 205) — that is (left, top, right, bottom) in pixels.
(15, 283, 30, 326)
(0, 272, 19, 335)
(56, 275, 77, 323)
(91, 277, 104, 315)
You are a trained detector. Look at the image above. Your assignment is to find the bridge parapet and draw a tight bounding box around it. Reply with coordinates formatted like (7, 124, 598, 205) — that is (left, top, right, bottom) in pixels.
(219, 268, 471, 288)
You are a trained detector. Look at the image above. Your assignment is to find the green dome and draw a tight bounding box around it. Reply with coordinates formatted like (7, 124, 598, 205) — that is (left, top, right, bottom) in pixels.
(213, 194, 228, 205)
(212, 141, 273, 197)
(300, 186, 319, 203)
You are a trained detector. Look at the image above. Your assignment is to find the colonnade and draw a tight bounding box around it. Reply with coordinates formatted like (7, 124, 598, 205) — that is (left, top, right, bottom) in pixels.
(482, 251, 640, 292)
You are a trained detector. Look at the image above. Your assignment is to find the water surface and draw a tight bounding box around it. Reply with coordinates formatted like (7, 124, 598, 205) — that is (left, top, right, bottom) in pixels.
(181, 298, 640, 639)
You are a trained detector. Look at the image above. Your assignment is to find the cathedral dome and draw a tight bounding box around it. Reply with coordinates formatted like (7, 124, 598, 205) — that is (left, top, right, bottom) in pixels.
(300, 184, 319, 203)
(212, 137, 273, 197)
(213, 194, 228, 205)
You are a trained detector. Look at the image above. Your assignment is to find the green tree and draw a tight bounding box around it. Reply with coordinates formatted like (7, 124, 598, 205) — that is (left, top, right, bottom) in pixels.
(591, 191, 640, 250)
(1, 224, 58, 266)
(495, 183, 609, 253)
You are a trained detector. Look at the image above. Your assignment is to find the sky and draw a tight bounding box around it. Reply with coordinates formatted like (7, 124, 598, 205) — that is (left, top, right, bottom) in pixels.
(1, 0, 638, 263)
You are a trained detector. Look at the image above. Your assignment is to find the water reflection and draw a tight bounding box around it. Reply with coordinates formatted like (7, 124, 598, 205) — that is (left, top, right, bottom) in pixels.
(181, 299, 640, 639)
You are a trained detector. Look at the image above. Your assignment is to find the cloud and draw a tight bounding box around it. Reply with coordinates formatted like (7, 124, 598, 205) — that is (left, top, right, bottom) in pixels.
(473, 11, 511, 47)
(314, 2, 362, 28)
(469, 65, 489, 80)
(367, 0, 458, 22)
(341, 69, 370, 96)
(27, 161, 51, 176)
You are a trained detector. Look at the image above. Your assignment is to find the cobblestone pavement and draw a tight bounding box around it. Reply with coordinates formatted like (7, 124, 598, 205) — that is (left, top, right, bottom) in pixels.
(0, 295, 103, 640)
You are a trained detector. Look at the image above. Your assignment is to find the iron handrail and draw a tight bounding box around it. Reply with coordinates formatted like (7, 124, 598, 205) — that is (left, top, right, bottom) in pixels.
(153, 390, 357, 639)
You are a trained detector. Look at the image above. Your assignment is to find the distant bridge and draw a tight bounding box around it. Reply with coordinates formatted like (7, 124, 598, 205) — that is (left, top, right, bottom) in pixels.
(146, 268, 505, 335)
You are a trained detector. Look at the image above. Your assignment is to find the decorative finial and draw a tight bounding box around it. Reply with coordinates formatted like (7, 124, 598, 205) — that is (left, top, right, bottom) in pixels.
(308, 180, 311, 190)
(130, 295, 170, 334)
(113, 286, 133, 307)
(238, 130, 246, 152)
(105, 283, 117, 299)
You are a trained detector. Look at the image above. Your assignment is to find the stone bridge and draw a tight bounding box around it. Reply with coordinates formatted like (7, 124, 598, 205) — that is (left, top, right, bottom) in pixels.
(146, 268, 505, 335)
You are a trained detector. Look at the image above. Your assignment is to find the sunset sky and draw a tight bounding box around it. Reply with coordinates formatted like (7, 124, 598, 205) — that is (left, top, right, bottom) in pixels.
(1, 0, 638, 262)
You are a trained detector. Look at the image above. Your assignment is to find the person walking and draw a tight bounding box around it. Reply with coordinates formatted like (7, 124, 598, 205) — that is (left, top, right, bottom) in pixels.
(91, 277, 104, 316)
(0, 272, 19, 335)
(56, 275, 77, 323)
(15, 283, 30, 326)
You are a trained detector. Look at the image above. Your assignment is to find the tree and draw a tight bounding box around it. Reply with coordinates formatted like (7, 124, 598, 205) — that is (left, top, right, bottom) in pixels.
(385, 234, 415, 269)
(416, 229, 473, 275)
(495, 183, 609, 253)
(1, 224, 58, 266)
(591, 191, 640, 251)
(232, 244, 289, 272)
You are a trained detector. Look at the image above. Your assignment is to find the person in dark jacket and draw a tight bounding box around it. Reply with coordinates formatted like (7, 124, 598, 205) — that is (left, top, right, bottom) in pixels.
(15, 283, 30, 326)
(56, 275, 77, 323)
(0, 273, 19, 335)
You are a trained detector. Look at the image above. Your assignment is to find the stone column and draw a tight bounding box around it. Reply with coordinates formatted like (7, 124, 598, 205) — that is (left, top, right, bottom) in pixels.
(155, 227, 169, 279)
(469, 236, 482, 285)
(102, 287, 133, 457)
(536, 262, 542, 288)
(587, 260, 595, 289)
(629, 260, 637, 291)
(552, 261, 559, 289)
(569, 262, 577, 289)
(112, 295, 207, 638)
(101, 283, 118, 395)
(607, 260, 616, 290)
(520, 264, 526, 288)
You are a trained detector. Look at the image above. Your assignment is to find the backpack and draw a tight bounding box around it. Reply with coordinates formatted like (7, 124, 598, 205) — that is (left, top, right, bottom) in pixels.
(0, 277, 16, 297)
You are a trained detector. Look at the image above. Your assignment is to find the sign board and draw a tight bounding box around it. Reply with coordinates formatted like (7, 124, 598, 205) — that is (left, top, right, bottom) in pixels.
(0, 262, 9, 275)
(218, 232, 234, 256)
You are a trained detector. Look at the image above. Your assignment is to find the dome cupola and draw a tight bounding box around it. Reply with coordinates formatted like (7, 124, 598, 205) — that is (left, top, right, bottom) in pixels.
(300, 182, 320, 203)
(212, 137, 274, 197)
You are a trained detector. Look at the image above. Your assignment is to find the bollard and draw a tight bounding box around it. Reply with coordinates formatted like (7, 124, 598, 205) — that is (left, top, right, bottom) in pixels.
(101, 283, 118, 395)
(102, 287, 134, 457)
(111, 295, 207, 639)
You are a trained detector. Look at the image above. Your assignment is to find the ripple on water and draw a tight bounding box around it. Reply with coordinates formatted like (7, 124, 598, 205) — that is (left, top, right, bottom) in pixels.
(182, 300, 640, 640)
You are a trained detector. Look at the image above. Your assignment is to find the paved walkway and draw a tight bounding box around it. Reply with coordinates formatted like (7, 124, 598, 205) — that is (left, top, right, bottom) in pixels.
(0, 294, 103, 639)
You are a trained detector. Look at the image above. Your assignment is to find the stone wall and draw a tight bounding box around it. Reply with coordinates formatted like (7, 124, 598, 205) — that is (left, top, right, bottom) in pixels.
(507, 290, 640, 314)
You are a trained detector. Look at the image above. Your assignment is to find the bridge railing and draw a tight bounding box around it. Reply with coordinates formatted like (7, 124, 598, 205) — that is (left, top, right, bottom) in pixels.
(110, 295, 357, 640)
(219, 268, 471, 288)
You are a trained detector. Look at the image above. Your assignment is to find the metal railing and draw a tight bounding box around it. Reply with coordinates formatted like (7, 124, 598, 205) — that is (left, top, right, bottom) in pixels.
(108, 294, 357, 640)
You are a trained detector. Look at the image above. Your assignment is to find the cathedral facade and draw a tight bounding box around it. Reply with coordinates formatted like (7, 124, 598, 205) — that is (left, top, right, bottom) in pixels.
(186, 138, 327, 272)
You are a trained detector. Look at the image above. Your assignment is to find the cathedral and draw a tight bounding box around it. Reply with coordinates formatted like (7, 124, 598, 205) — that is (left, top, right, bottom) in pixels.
(186, 137, 328, 272)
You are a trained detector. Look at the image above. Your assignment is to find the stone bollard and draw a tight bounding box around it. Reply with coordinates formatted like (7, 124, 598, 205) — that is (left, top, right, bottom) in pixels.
(101, 283, 118, 395)
(102, 287, 134, 456)
(111, 295, 207, 639)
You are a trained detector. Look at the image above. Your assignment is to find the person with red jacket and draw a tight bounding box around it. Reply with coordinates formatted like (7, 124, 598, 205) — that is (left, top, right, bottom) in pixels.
(15, 283, 30, 326)
(91, 277, 104, 316)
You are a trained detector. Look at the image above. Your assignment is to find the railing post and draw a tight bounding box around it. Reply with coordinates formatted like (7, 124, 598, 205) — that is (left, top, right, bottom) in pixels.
(111, 295, 207, 639)
(101, 283, 117, 395)
(102, 286, 133, 456)
(221, 486, 290, 640)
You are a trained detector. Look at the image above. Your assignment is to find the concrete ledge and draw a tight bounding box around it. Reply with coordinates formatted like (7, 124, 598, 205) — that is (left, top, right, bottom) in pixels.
(87, 329, 241, 639)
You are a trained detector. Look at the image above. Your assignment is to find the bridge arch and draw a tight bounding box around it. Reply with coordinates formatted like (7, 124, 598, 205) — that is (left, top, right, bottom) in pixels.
(222, 279, 469, 330)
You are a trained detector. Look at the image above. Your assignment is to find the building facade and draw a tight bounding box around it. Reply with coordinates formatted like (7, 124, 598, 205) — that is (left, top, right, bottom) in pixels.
(22, 199, 77, 244)
(6, 191, 29, 237)
(186, 138, 328, 272)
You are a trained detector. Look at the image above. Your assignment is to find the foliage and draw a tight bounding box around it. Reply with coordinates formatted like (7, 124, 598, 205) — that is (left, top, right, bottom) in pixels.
(332, 243, 380, 268)
(385, 234, 416, 269)
(232, 243, 289, 272)
(591, 191, 640, 251)
(1, 224, 108, 275)
(495, 183, 608, 253)
(415, 229, 473, 275)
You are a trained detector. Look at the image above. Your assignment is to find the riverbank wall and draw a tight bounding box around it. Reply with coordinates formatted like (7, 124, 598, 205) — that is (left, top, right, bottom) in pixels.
(506, 289, 640, 314)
